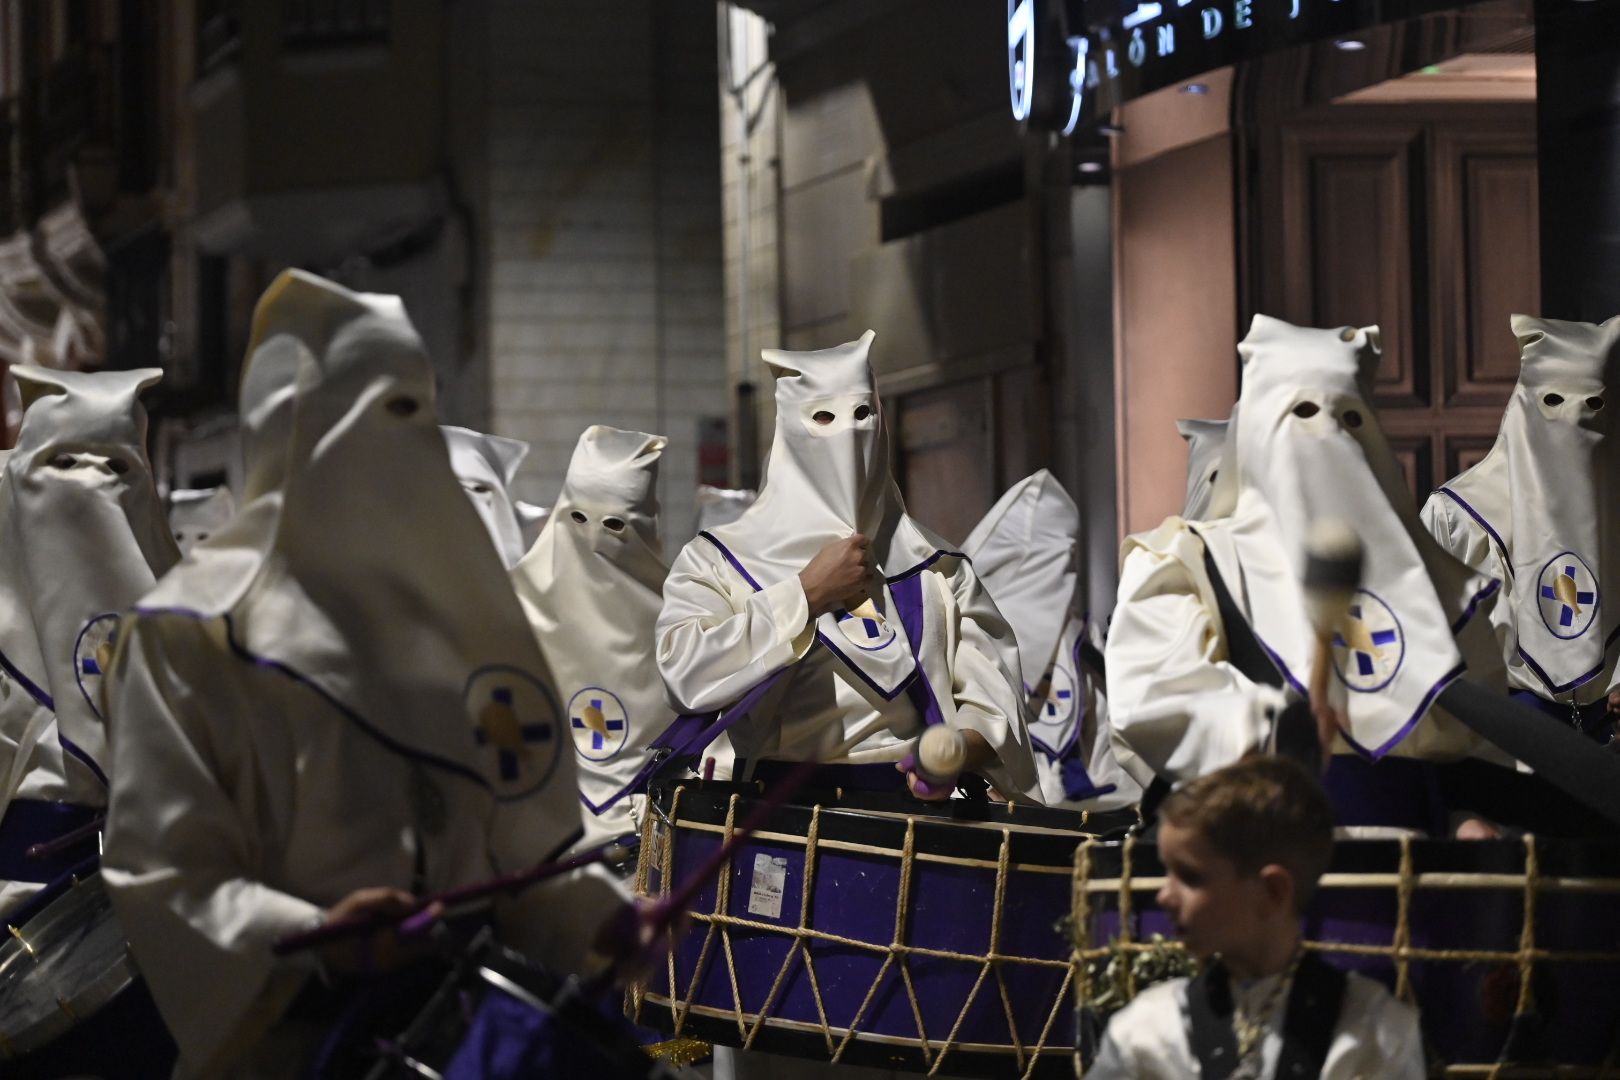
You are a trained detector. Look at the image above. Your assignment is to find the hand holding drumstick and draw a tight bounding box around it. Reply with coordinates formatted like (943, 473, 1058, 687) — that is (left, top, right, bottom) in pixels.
(1301, 520, 1364, 771)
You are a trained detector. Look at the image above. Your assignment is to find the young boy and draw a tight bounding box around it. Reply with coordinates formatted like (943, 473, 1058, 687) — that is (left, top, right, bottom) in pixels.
(1089, 758, 1425, 1078)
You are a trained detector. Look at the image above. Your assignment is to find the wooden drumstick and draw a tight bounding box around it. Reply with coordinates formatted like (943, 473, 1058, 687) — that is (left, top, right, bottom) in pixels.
(901, 725, 967, 798)
(1302, 520, 1364, 762)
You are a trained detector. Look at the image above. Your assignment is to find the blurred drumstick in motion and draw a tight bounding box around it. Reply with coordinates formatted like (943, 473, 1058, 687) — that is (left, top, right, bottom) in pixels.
(1302, 519, 1364, 768)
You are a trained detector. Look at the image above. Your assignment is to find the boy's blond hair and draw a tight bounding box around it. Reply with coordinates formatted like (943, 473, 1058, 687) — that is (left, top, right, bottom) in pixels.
(1159, 757, 1335, 911)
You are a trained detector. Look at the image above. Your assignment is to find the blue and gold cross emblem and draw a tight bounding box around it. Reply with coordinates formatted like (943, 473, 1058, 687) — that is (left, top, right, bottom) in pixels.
(73, 613, 122, 721)
(464, 666, 561, 796)
(835, 602, 897, 652)
(567, 687, 630, 762)
(1537, 551, 1599, 640)
(474, 686, 554, 781)
(1329, 591, 1405, 694)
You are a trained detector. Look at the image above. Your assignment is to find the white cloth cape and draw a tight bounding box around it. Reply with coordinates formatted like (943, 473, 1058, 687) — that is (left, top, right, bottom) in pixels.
(168, 486, 238, 557)
(694, 484, 758, 533)
(512, 425, 673, 845)
(1423, 313, 1620, 702)
(1177, 417, 1230, 521)
(1108, 316, 1506, 784)
(443, 424, 532, 568)
(658, 332, 1041, 800)
(1088, 971, 1425, 1079)
(962, 470, 1139, 808)
(102, 270, 611, 1076)
(0, 368, 177, 913)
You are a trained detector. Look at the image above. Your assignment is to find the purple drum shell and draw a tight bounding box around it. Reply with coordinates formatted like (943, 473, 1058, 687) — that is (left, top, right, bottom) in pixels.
(1085, 837, 1620, 1068)
(639, 783, 1103, 1075)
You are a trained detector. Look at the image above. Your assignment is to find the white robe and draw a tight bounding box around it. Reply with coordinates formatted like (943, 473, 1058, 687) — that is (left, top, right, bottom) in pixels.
(1421, 313, 1620, 707)
(1088, 971, 1425, 1079)
(1108, 318, 1507, 786)
(101, 270, 617, 1078)
(512, 425, 673, 847)
(657, 536, 1042, 801)
(104, 614, 613, 1077)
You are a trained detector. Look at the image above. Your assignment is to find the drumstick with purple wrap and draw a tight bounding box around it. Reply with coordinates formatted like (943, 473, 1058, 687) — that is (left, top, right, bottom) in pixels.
(897, 725, 967, 798)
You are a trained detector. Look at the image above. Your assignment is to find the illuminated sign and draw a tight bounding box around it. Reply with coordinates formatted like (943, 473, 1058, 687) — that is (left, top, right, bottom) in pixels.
(1009, 0, 1492, 132)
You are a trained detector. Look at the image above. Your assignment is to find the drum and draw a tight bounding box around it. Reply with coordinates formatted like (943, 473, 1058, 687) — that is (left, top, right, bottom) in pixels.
(1075, 834, 1620, 1072)
(355, 927, 680, 1080)
(0, 867, 178, 1079)
(631, 778, 1130, 1077)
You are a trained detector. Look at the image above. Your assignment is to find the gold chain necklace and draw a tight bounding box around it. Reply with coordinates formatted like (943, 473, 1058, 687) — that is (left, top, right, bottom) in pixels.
(1231, 945, 1305, 1072)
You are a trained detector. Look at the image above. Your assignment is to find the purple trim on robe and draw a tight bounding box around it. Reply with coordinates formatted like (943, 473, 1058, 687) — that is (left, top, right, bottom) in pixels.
(811, 629, 918, 700)
(1434, 486, 1511, 566)
(132, 605, 504, 798)
(698, 529, 927, 699)
(696, 531, 763, 591)
(1435, 488, 1617, 694)
(0, 642, 53, 710)
(889, 571, 946, 727)
(1450, 577, 1502, 636)
(1515, 620, 1620, 697)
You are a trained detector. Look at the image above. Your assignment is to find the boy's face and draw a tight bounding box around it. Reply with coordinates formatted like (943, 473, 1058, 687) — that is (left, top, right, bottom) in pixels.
(1156, 819, 1281, 962)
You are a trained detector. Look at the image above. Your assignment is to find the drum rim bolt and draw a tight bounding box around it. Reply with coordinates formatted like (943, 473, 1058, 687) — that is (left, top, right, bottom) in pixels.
(7, 924, 35, 959)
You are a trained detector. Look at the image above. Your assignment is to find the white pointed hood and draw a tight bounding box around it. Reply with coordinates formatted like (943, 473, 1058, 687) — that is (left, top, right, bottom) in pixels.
(168, 486, 237, 557)
(443, 425, 530, 568)
(1434, 314, 1620, 698)
(705, 331, 951, 697)
(1217, 315, 1501, 758)
(962, 469, 1078, 687)
(694, 485, 758, 533)
(138, 271, 579, 855)
(0, 366, 178, 800)
(1177, 417, 1231, 521)
(512, 426, 671, 837)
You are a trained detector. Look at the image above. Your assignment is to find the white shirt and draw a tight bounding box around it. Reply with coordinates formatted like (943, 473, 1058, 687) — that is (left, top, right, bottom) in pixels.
(1090, 971, 1426, 1079)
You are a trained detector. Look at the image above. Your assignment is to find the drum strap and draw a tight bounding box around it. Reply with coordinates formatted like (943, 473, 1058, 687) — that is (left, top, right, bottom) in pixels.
(1186, 952, 1347, 1080)
(1195, 533, 1285, 691)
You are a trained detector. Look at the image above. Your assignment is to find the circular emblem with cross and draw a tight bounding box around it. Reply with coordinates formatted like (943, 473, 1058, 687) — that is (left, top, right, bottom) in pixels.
(1032, 663, 1078, 730)
(568, 687, 630, 763)
(835, 607, 898, 653)
(464, 666, 561, 799)
(73, 613, 122, 721)
(1329, 590, 1406, 694)
(1536, 551, 1599, 641)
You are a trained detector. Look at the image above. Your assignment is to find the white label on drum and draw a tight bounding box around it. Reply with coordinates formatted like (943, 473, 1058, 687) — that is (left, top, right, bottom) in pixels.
(746, 853, 788, 919)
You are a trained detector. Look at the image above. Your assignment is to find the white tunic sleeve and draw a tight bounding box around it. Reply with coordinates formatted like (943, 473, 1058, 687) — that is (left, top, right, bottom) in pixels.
(935, 562, 1043, 802)
(656, 540, 815, 713)
(102, 614, 324, 1074)
(1420, 491, 1497, 578)
(1105, 522, 1279, 784)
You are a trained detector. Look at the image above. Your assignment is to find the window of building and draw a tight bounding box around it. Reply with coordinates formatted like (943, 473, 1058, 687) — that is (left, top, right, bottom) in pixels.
(282, 0, 389, 50)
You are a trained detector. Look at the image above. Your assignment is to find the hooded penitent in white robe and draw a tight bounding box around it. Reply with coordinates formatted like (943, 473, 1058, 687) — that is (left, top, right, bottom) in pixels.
(1088, 970, 1425, 1079)
(169, 486, 238, 557)
(0, 367, 178, 916)
(656, 332, 1041, 801)
(963, 470, 1140, 809)
(512, 425, 674, 847)
(101, 270, 617, 1078)
(443, 424, 531, 568)
(694, 484, 758, 533)
(1177, 418, 1230, 522)
(1106, 317, 1507, 796)
(1422, 315, 1620, 721)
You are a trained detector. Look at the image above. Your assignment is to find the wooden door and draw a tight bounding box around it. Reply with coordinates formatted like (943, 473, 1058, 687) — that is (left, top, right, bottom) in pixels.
(1245, 103, 1538, 501)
